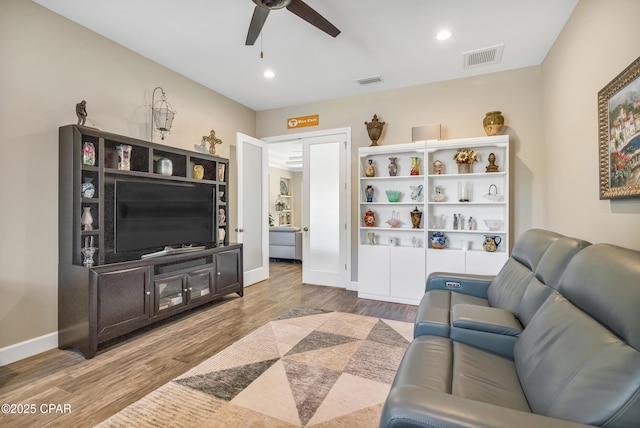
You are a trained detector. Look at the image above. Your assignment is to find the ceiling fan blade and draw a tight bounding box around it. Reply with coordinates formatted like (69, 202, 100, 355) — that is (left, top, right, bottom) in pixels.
(286, 0, 340, 38)
(246, 6, 270, 45)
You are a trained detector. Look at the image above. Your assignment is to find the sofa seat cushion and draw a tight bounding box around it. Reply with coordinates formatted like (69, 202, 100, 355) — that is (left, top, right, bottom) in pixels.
(414, 290, 488, 337)
(394, 335, 530, 413)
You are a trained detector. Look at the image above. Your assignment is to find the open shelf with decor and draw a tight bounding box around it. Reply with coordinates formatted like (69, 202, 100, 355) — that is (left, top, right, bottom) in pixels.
(357, 135, 510, 306)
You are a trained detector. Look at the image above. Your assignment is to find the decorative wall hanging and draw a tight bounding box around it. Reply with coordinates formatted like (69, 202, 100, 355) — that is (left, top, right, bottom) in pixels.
(151, 87, 176, 140)
(598, 55, 640, 199)
(202, 129, 223, 155)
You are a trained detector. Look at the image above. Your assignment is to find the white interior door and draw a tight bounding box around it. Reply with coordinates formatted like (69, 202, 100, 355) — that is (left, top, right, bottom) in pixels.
(302, 134, 348, 287)
(236, 132, 269, 286)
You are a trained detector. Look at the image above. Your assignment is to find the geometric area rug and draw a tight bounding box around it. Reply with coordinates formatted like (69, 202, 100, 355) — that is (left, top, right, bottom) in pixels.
(96, 308, 412, 427)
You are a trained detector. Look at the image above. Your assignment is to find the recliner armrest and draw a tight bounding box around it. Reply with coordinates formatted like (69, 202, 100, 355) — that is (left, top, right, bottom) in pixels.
(380, 386, 592, 428)
(449, 304, 522, 358)
(426, 272, 494, 298)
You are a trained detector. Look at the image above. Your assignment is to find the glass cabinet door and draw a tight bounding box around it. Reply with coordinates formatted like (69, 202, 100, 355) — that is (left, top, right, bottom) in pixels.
(155, 273, 186, 313)
(187, 268, 213, 302)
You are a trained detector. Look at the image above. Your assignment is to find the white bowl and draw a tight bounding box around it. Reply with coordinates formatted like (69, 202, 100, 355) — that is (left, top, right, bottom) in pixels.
(484, 219, 502, 231)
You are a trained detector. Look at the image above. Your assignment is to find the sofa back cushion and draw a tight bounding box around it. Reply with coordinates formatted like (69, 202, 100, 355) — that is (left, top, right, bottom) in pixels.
(558, 243, 640, 350)
(516, 236, 591, 326)
(515, 294, 640, 426)
(487, 229, 563, 312)
(515, 244, 640, 427)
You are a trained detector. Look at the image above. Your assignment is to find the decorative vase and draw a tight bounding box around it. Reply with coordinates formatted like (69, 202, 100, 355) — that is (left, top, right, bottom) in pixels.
(388, 157, 398, 176)
(483, 235, 502, 252)
(433, 159, 443, 174)
(81, 207, 93, 231)
(156, 157, 173, 176)
(363, 209, 376, 227)
(410, 184, 423, 201)
(365, 185, 374, 202)
(365, 159, 376, 177)
(483, 111, 504, 136)
(457, 163, 472, 174)
(193, 164, 205, 179)
(430, 232, 446, 249)
(365, 114, 385, 146)
(218, 228, 226, 246)
(410, 206, 423, 229)
(82, 142, 95, 166)
(116, 144, 132, 171)
(410, 157, 420, 175)
(81, 177, 95, 198)
(386, 210, 401, 228)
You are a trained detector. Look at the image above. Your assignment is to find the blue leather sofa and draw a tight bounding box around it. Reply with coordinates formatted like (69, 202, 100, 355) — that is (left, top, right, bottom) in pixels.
(380, 229, 640, 427)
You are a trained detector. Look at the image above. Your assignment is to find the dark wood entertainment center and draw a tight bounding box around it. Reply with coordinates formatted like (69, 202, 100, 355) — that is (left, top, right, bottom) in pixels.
(58, 125, 243, 358)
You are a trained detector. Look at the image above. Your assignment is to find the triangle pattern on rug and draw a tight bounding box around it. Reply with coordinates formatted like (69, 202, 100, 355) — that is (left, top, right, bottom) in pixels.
(367, 319, 411, 348)
(285, 330, 359, 356)
(174, 358, 280, 401)
(283, 358, 342, 425)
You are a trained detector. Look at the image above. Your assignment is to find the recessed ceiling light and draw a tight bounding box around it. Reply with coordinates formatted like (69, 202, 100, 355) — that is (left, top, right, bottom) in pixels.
(264, 70, 276, 79)
(436, 30, 452, 41)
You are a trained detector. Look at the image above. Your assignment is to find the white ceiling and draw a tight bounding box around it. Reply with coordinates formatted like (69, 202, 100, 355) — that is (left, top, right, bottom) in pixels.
(33, 0, 578, 112)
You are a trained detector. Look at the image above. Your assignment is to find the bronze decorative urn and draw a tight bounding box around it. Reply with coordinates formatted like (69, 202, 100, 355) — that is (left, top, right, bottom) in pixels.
(365, 114, 385, 146)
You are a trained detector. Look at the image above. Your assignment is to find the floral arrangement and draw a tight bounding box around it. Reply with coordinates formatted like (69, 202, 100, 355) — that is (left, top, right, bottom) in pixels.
(610, 151, 632, 187)
(453, 148, 479, 164)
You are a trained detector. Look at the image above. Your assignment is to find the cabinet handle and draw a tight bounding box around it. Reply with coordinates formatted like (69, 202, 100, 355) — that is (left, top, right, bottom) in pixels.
(188, 287, 193, 291)
(183, 288, 188, 293)
(146, 291, 151, 296)
(217, 272, 221, 276)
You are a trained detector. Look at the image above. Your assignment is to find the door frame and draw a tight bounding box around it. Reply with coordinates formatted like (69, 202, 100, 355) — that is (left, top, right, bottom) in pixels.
(262, 127, 352, 290)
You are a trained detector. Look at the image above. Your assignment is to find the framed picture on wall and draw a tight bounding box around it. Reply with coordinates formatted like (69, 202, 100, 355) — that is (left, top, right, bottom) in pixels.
(598, 55, 640, 199)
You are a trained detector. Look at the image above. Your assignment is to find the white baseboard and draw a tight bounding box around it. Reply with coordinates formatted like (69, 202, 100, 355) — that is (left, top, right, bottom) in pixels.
(0, 332, 58, 367)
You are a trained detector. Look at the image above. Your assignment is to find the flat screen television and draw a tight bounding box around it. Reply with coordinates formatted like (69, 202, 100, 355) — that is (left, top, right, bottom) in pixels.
(115, 180, 214, 253)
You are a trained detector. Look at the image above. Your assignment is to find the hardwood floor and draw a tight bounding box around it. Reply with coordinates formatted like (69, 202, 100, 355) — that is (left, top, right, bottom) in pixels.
(0, 262, 417, 427)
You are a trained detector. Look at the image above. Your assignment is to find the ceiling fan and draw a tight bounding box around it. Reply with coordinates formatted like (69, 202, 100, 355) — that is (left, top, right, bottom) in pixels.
(245, 0, 341, 46)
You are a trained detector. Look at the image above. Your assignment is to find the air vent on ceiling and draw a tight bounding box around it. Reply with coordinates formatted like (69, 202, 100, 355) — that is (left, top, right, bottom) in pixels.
(357, 75, 383, 85)
(463, 44, 504, 69)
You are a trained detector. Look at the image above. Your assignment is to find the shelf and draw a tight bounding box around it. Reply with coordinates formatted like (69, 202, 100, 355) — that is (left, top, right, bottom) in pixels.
(427, 228, 505, 234)
(428, 171, 507, 179)
(361, 226, 424, 232)
(81, 197, 100, 203)
(428, 201, 506, 205)
(361, 175, 424, 180)
(360, 201, 423, 205)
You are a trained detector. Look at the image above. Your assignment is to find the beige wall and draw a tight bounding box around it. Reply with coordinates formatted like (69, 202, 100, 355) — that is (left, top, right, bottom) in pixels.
(257, 67, 546, 277)
(542, 0, 640, 248)
(0, 0, 255, 349)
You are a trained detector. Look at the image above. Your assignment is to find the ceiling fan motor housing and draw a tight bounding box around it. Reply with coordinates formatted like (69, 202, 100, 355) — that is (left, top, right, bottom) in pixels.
(255, 0, 291, 9)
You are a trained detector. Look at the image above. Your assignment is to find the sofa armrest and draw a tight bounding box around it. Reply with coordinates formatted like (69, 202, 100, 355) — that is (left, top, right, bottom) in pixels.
(380, 386, 593, 428)
(450, 304, 523, 358)
(426, 272, 494, 298)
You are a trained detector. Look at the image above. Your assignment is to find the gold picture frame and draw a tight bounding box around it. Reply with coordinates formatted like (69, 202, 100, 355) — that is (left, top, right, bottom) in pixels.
(598, 55, 640, 199)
